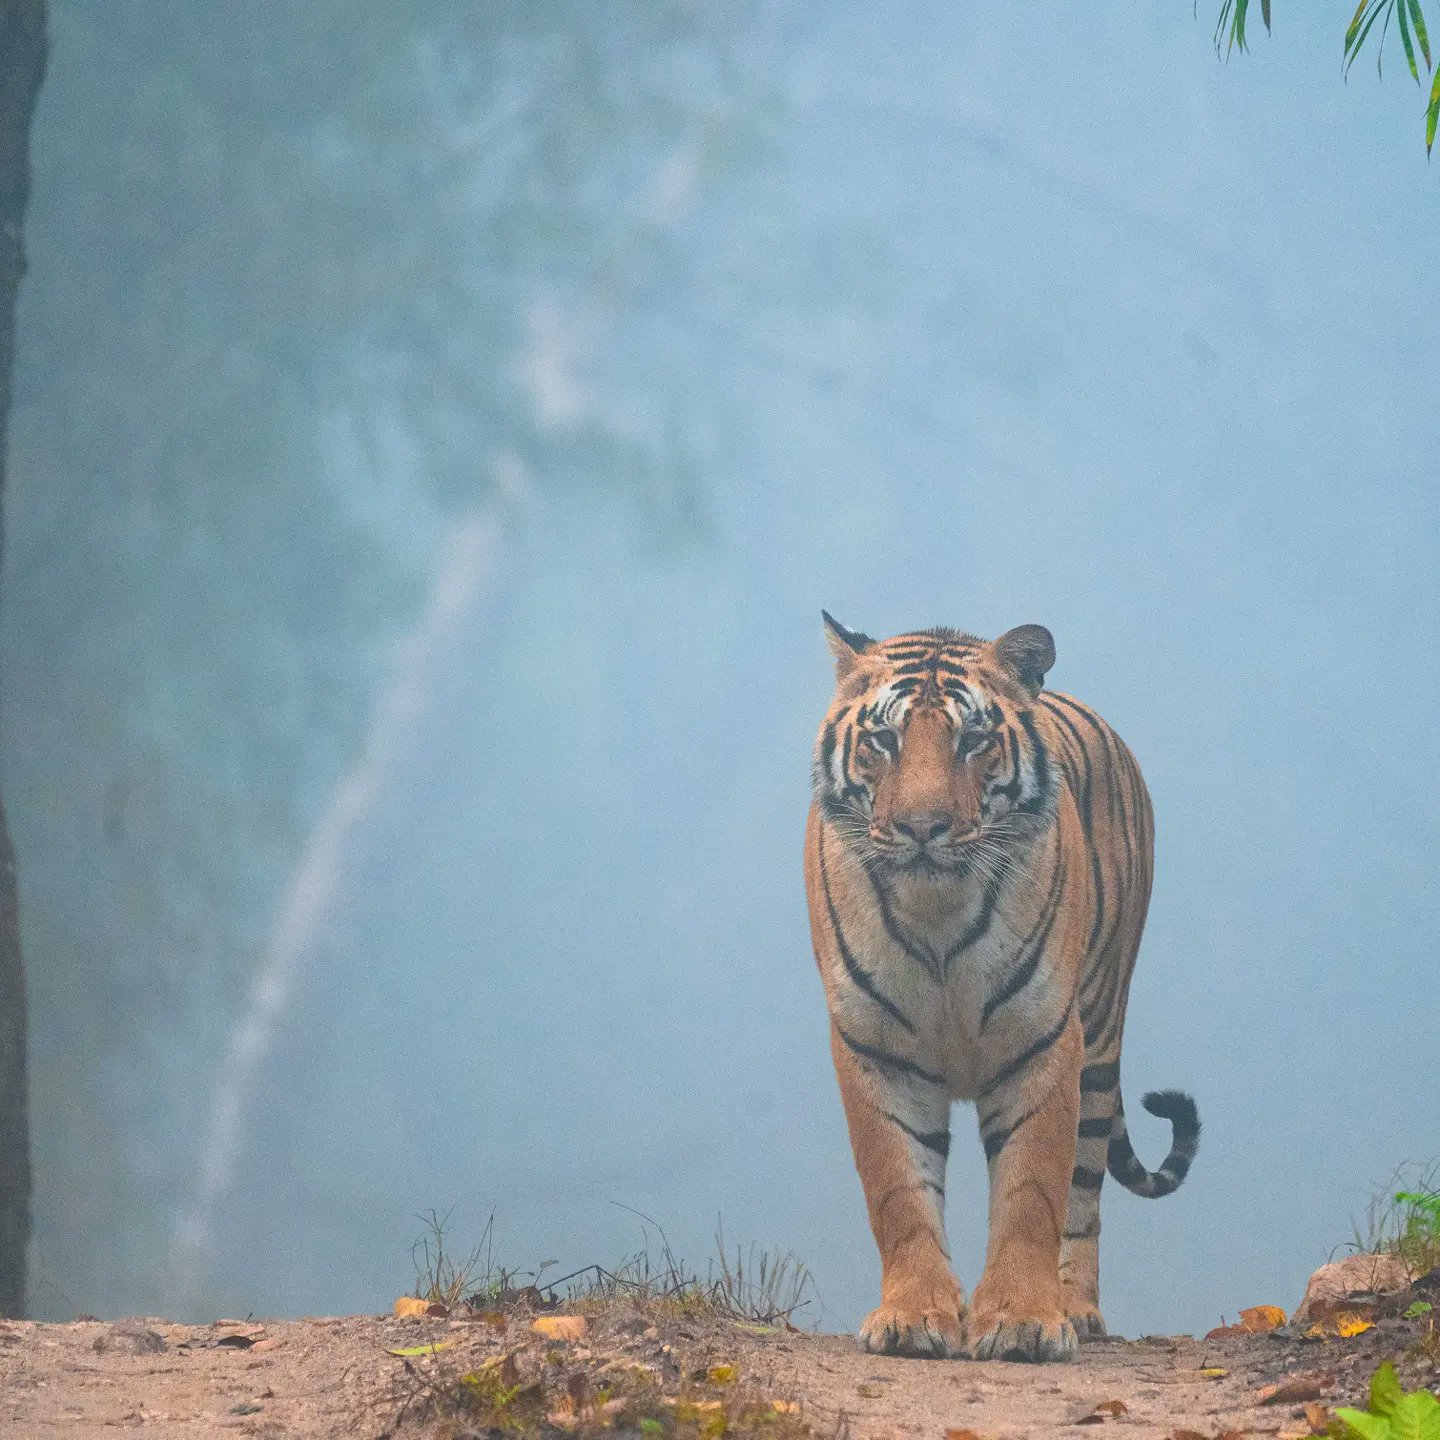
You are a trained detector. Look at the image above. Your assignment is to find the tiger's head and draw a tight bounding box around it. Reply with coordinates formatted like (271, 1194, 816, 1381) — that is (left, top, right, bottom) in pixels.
(813, 613, 1059, 878)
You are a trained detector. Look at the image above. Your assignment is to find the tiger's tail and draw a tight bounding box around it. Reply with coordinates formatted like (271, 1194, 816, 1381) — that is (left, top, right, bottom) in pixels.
(1106, 1088, 1200, 1198)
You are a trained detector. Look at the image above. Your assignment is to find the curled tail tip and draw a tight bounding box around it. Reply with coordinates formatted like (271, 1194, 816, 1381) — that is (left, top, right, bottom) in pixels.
(1142, 1088, 1200, 1132)
(1108, 1087, 1201, 1198)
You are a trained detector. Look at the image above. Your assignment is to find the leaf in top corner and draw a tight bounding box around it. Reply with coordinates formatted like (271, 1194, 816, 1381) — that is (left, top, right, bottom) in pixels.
(1347, 1, 1393, 78)
(1347, 0, 1377, 56)
(1399, 0, 1421, 83)
(1426, 62, 1439, 154)
(1408, 0, 1431, 67)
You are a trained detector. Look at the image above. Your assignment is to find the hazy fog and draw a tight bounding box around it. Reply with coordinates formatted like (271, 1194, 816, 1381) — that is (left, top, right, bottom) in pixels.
(4, 1, 1437, 1337)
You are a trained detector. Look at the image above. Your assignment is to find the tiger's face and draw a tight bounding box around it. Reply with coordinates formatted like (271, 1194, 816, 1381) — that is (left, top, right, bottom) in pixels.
(813, 615, 1059, 879)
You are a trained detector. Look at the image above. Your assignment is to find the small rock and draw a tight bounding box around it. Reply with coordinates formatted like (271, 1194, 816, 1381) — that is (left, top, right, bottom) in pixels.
(93, 1323, 167, 1355)
(1294, 1255, 1414, 1322)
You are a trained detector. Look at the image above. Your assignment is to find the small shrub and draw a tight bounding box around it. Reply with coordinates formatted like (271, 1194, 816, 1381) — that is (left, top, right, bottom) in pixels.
(1351, 1161, 1440, 1276)
(1332, 1361, 1440, 1440)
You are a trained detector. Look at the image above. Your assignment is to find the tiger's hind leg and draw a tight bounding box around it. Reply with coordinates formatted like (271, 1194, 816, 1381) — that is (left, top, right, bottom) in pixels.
(1059, 1058, 1118, 1338)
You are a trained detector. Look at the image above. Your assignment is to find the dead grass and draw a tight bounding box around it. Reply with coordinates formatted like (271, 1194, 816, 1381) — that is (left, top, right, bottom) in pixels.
(447, 1207, 814, 1331)
(390, 1209, 818, 1438)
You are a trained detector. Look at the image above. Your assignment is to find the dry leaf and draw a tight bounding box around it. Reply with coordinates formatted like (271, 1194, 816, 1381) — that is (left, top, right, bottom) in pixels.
(1199, 1367, 1229, 1379)
(531, 1315, 588, 1342)
(772, 1401, 799, 1415)
(706, 1364, 737, 1384)
(945, 1430, 987, 1440)
(386, 1340, 455, 1357)
(1076, 1398, 1130, 1424)
(857, 1383, 885, 1399)
(1302, 1309, 1373, 1339)
(1302, 1401, 1332, 1430)
(393, 1297, 431, 1318)
(1255, 1373, 1328, 1405)
(1240, 1305, 1288, 1332)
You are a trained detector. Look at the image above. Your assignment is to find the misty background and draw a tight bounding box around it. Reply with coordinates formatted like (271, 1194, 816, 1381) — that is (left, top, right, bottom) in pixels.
(3, 1, 1436, 1337)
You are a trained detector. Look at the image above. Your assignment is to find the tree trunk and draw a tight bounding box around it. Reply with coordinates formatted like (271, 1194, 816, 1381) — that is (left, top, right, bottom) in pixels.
(0, 0, 46, 1319)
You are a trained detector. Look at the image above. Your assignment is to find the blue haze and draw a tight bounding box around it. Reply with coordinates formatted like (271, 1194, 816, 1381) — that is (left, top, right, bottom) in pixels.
(3, 1, 1437, 1338)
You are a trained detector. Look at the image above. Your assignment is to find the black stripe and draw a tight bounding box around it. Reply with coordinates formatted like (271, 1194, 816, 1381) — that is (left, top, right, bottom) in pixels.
(981, 1105, 1040, 1165)
(1080, 1061, 1119, 1092)
(1038, 696, 1108, 950)
(1038, 696, 1094, 838)
(816, 719, 838, 786)
(818, 831, 916, 1035)
(891, 657, 937, 676)
(979, 848, 1064, 1030)
(1109, 1149, 1146, 1183)
(867, 871, 943, 981)
(1063, 1221, 1099, 1241)
(1014, 708, 1052, 816)
(991, 722, 1024, 803)
(977, 999, 1073, 1101)
(1077, 1116, 1113, 1139)
(1071, 1166, 1105, 1191)
(942, 873, 1002, 972)
(887, 1113, 951, 1158)
(835, 1024, 945, 1086)
(1080, 959, 1121, 1048)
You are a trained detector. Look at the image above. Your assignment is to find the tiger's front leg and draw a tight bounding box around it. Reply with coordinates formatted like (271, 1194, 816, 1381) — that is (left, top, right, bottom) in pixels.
(968, 1014, 1083, 1363)
(829, 1023, 964, 1358)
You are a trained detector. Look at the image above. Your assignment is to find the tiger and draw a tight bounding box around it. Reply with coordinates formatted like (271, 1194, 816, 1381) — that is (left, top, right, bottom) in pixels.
(804, 614, 1199, 1362)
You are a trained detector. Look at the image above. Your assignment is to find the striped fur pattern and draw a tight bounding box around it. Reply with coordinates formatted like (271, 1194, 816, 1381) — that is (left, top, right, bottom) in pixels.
(804, 616, 1199, 1362)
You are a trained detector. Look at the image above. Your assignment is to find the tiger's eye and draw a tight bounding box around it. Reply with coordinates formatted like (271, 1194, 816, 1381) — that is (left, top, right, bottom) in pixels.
(865, 729, 899, 758)
(959, 730, 995, 757)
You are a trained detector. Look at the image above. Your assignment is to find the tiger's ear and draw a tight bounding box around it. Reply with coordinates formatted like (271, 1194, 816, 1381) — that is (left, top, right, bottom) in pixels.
(822, 610, 875, 681)
(993, 624, 1055, 697)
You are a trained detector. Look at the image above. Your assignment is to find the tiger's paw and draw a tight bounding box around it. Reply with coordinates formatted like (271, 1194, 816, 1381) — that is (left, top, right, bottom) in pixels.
(967, 1303, 1077, 1363)
(1064, 1303, 1108, 1340)
(858, 1301, 966, 1359)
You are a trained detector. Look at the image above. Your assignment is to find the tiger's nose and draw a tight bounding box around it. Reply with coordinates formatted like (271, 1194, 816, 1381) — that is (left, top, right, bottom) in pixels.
(892, 812, 953, 845)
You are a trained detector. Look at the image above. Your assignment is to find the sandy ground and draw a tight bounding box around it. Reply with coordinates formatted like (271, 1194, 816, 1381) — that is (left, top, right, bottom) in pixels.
(0, 1302, 1435, 1440)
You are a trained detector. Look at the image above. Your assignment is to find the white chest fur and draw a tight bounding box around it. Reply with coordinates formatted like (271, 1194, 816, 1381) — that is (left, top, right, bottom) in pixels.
(824, 847, 1063, 1102)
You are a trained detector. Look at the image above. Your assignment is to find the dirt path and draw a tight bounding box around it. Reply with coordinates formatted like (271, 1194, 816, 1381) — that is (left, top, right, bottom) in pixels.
(0, 1306, 1431, 1440)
